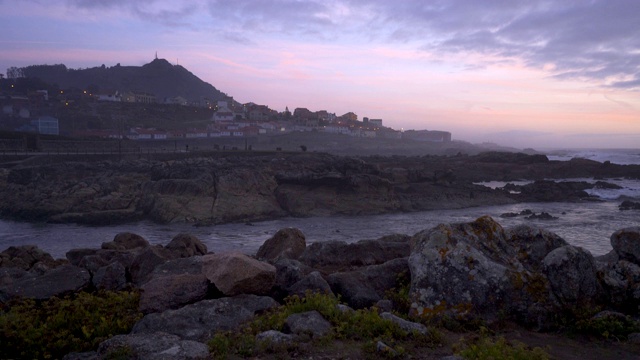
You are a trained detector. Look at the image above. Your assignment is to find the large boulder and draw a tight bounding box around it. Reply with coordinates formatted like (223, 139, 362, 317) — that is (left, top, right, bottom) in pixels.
(102, 232, 149, 251)
(598, 259, 640, 312)
(139, 273, 210, 314)
(408, 216, 574, 325)
(202, 253, 276, 296)
(611, 227, 640, 265)
(542, 245, 602, 308)
(0, 264, 90, 300)
(256, 228, 306, 261)
(327, 258, 409, 309)
(165, 233, 208, 258)
(132, 295, 279, 342)
(97, 332, 209, 360)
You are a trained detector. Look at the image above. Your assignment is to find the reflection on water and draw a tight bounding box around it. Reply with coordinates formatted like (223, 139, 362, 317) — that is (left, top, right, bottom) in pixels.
(1, 201, 636, 259)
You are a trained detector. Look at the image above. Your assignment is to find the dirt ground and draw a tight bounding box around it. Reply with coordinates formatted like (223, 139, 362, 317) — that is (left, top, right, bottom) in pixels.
(247, 323, 640, 359)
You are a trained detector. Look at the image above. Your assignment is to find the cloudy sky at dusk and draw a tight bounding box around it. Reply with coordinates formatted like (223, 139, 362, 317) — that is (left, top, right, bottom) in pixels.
(1, 0, 639, 149)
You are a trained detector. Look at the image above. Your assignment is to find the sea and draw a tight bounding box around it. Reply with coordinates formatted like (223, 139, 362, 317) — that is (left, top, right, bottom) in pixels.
(1, 148, 639, 260)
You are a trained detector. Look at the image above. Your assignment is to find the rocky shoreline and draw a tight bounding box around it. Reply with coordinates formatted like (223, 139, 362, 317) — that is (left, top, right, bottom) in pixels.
(1, 217, 640, 358)
(0, 151, 638, 226)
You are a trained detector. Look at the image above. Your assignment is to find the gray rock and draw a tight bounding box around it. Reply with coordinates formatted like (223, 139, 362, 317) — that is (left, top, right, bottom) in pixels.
(256, 227, 306, 261)
(255, 330, 297, 347)
(408, 216, 559, 324)
(139, 273, 210, 314)
(287, 271, 333, 298)
(628, 332, 640, 344)
(1, 264, 90, 300)
(273, 258, 312, 291)
(376, 341, 399, 357)
(97, 332, 209, 360)
(202, 252, 275, 296)
(66, 248, 99, 266)
(380, 312, 429, 335)
(599, 259, 640, 311)
(130, 246, 173, 285)
(542, 245, 602, 307)
(165, 233, 208, 258)
(300, 235, 410, 271)
(505, 225, 569, 271)
(132, 295, 279, 342)
(92, 261, 127, 290)
(1, 245, 60, 270)
(283, 310, 331, 339)
(611, 227, 640, 265)
(328, 258, 408, 309)
(102, 232, 150, 251)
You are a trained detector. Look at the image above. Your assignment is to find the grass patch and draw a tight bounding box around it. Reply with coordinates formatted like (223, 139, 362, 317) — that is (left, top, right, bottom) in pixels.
(0, 290, 142, 359)
(455, 329, 550, 360)
(208, 291, 443, 359)
(574, 313, 640, 340)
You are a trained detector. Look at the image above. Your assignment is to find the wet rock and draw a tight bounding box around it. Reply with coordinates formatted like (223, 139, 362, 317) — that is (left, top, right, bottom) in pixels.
(165, 233, 208, 258)
(256, 228, 306, 261)
(102, 232, 149, 251)
(611, 227, 640, 265)
(619, 200, 640, 211)
(202, 253, 276, 296)
(132, 295, 278, 342)
(525, 212, 558, 220)
(97, 332, 209, 360)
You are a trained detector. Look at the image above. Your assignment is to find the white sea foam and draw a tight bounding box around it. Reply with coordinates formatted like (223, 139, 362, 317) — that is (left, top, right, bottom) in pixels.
(546, 148, 640, 165)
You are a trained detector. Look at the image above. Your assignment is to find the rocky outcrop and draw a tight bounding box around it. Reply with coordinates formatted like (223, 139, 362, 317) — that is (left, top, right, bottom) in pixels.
(165, 233, 208, 258)
(407, 216, 603, 327)
(5, 152, 634, 226)
(1, 264, 90, 301)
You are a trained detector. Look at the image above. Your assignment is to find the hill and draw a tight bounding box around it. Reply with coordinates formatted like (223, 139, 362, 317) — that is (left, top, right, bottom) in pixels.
(16, 58, 226, 103)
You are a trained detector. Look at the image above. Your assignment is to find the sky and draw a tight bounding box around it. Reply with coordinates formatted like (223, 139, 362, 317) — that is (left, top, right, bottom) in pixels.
(1, 0, 639, 149)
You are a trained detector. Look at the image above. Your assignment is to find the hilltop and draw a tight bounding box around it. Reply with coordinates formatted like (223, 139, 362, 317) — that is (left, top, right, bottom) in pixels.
(14, 58, 226, 103)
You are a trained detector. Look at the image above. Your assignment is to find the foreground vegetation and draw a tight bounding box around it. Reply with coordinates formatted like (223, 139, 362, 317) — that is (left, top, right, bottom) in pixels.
(2, 288, 639, 359)
(0, 290, 142, 359)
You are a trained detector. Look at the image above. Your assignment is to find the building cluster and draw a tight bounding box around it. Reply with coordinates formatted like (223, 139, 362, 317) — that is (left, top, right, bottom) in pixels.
(1, 83, 451, 143)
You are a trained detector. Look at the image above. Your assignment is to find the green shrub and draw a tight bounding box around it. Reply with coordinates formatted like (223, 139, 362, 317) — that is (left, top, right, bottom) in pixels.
(207, 291, 443, 358)
(575, 314, 640, 340)
(455, 331, 549, 360)
(0, 290, 142, 359)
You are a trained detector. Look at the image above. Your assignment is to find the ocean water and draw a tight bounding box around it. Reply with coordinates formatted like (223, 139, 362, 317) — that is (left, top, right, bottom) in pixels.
(545, 148, 640, 165)
(1, 148, 639, 260)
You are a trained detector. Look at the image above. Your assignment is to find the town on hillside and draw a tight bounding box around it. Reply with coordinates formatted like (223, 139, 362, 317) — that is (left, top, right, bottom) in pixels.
(0, 65, 451, 151)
